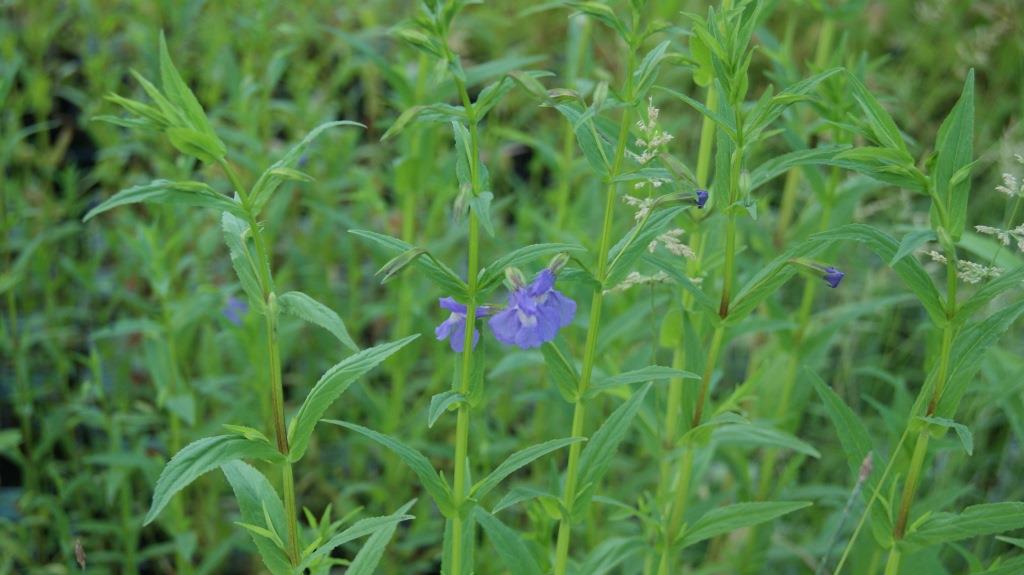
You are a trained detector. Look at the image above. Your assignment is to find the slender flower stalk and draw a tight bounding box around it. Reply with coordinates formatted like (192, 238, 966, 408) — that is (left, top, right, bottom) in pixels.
(447, 65, 484, 575)
(653, 83, 717, 575)
(553, 52, 636, 575)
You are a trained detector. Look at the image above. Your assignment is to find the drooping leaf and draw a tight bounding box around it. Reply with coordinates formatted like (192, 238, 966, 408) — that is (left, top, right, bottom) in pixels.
(350, 230, 468, 298)
(277, 291, 359, 352)
(83, 180, 247, 222)
(541, 341, 581, 403)
(917, 416, 973, 456)
(326, 421, 455, 517)
(288, 335, 418, 461)
(221, 212, 266, 307)
(346, 500, 417, 575)
(146, 435, 283, 525)
(428, 391, 466, 428)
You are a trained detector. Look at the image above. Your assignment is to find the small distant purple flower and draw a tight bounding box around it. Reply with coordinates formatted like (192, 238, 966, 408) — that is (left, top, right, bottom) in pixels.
(695, 189, 709, 209)
(435, 297, 491, 352)
(223, 297, 248, 325)
(822, 266, 845, 289)
(489, 269, 576, 349)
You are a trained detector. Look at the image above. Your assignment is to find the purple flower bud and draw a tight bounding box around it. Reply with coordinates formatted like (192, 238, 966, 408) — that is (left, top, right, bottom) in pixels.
(435, 297, 492, 352)
(223, 297, 249, 325)
(822, 266, 845, 289)
(489, 269, 576, 349)
(695, 189, 709, 209)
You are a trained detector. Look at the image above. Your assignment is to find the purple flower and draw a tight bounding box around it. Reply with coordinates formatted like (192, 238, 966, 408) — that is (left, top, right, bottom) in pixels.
(489, 269, 576, 349)
(223, 297, 248, 325)
(822, 266, 845, 288)
(695, 189, 709, 209)
(435, 297, 491, 352)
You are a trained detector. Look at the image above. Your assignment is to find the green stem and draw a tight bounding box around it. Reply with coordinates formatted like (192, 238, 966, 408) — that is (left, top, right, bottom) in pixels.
(887, 241, 958, 571)
(220, 158, 301, 565)
(553, 72, 634, 575)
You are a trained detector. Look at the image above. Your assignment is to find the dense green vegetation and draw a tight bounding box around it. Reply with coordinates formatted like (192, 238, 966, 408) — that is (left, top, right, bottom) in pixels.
(2, 1, 1023, 573)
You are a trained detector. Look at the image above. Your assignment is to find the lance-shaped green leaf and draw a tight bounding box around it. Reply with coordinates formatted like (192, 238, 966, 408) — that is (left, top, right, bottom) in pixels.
(587, 365, 699, 399)
(222, 212, 265, 307)
(326, 421, 455, 517)
(278, 291, 358, 352)
(428, 391, 466, 428)
(288, 335, 418, 461)
(917, 416, 973, 456)
(145, 435, 283, 525)
(713, 421, 821, 458)
(346, 500, 417, 575)
(935, 301, 1024, 418)
(474, 507, 543, 575)
(930, 69, 975, 240)
(657, 86, 737, 141)
(250, 120, 364, 213)
(677, 501, 812, 548)
(745, 67, 843, 142)
(541, 341, 581, 403)
(572, 383, 652, 516)
(811, 370, 883, 493)
(221, 461, 291, 575)
(158, 32, 224, 159)
(83, 180, 247, 222)
(956, 264, 1024, 323)
(847, 72, 908, 154)
(748, 145, 849, 191)
(478, 243, 585, 295)
(903, 502, 1024, 550)
(810, 225, 946, 325)
(606, 206, 686, 288)
(350, 230, 468, 298)
(472, 437, 586, 500)
(728, 237, 829, 323)
(297, 501, 415, 571)
(890, 229, 937, 265)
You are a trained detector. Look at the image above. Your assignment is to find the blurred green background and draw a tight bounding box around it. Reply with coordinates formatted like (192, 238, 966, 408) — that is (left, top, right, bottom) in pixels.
(2, 0, 1022, 573)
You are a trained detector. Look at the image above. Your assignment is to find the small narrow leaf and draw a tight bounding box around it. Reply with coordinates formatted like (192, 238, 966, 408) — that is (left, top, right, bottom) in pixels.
(83, 180, 247, 222)
(678, 501, 812, 548)
(221, 461, 291, 575)
(472, 437, 585, 500)
(346, 500, 417, 575)
(904, 502, 1024, 549)
(298, 502, 416, 570)
(474, 508, 543, 575)
(428, 391, 466, 428)
(918, 416, 973, 456)
(573, 383, 652, 515)
(278, 291, 359, 352)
